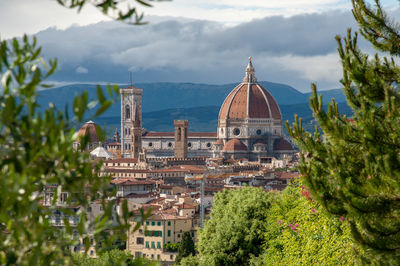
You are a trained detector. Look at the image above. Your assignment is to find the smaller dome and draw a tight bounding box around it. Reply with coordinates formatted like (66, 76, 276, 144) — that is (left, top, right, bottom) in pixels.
(223, 139, 247, 151)
(273, 138, 293, 151)
(76, 121, 101, 143)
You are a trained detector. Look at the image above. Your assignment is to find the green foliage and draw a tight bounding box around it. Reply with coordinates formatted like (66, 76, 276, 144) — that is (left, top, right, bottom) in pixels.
(352, 0, 400, 55)
(195, 187, 273, 265)
(251, 182, 355, 265)
(175, 232, 195, 264)
(179, 254, 198, 266)
(0, 35, 151, 265)
(190, 184, 354, 265)
(0, 1, 158, 264)
(287, 0, 400, 263)
(71, 249, 158, 266)
(164, 243, 180, 252)
(56, 0, 168, 25)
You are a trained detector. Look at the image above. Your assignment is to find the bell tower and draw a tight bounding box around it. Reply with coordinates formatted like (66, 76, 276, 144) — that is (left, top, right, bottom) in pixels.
(131, 103, 142, 159)
(121, 85, 142, 158)
(174, 120, 188, 159)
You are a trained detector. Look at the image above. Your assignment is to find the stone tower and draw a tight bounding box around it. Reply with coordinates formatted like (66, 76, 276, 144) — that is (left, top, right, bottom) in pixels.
(174, 120, 189, 159)
(120, 85, 142, 158)
(113, 128, 120, 142)
(131, 103, 142, 159)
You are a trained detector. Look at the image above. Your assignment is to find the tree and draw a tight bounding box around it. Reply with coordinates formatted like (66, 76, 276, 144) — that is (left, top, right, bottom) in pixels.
(194, 187, 273, 265)
(287, 0, 400, 263)
(251, 182, 355, 265)
(175, 232, 195, 264)
(0, 0, 157, 264)
(0, 34, 134, 265)
(71, 249, 158, 265)
(55, 0, 162, 24)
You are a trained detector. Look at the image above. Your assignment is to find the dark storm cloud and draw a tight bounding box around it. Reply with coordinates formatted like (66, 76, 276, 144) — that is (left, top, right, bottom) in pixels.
(31, 9, 389, 91)
(215, 11, 356, 56)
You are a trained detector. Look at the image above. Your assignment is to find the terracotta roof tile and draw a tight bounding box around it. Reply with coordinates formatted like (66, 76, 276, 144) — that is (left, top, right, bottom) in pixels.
(111, 178, 156, 185)
(76, 121, 100, 143)
(105, 158, 138, 163)
(219, 84, 243, 120)
(218, 82, 282, 120)
(249, 84, 269, 118)
(228, 84, 248, 119)
(273, 138, 293, 151)
(275, 172, 300, 179)
(223, 139, 247, 151)
(104, 168, 149, 173)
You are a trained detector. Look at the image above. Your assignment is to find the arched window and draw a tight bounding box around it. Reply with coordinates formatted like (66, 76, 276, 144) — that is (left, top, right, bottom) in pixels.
(125, 105, 130, 119)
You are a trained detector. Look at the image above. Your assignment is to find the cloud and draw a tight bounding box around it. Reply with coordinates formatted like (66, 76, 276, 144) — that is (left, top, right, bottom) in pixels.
(1, 0, 398, 40)
(276, 53, 342, 83)
(29, 7, 399, 92)
(0, 0, 109, 39)
(146, 0, 352, 24)
(75, 66, 89, 74)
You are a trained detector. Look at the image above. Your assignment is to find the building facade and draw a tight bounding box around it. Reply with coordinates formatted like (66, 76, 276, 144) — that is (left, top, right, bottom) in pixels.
(127, 214, 195, 262)
(120, 58, 294, 160)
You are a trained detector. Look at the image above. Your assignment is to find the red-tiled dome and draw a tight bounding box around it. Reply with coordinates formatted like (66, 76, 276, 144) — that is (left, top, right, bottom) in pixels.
(273, 138, 293, 151)
(219, 59, 281, 121)
(76, 121, 101, 143)
(223, 139, 247, 151)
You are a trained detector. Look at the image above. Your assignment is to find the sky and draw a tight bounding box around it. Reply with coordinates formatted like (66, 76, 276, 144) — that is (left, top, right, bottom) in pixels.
(0, 0, 399, 92)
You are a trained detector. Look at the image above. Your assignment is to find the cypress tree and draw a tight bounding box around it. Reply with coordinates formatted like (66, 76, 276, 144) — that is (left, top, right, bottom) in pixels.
(176, 232, 195, 264)
(287, 0, 400, 263)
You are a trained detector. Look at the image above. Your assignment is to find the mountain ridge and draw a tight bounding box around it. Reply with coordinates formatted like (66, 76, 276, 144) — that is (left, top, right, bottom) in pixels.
(38, 82, 348, 132)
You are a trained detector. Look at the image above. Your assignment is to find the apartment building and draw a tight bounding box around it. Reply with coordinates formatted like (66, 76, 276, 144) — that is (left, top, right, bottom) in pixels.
(127, 214, 195, 262)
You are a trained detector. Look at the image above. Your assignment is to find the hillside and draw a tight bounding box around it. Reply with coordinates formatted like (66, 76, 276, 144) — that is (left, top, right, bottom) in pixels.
(38, 81, 308, 114)
(96, 102, 352, 133)
(38, 82, 349, 133)
(304, 89, 347, 103)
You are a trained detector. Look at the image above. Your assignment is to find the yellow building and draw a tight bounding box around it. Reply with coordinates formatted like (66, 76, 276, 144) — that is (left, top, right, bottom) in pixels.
(127, 214, 196, 262)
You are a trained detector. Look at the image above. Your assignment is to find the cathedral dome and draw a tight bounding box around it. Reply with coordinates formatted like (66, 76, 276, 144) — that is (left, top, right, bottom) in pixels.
(223, 139, 247, 151)
(218, 58, 281, 121)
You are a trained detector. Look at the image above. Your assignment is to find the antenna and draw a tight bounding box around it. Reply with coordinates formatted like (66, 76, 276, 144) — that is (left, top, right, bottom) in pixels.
(130, 72, 133, 87)
(200, 172, 205, 228)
